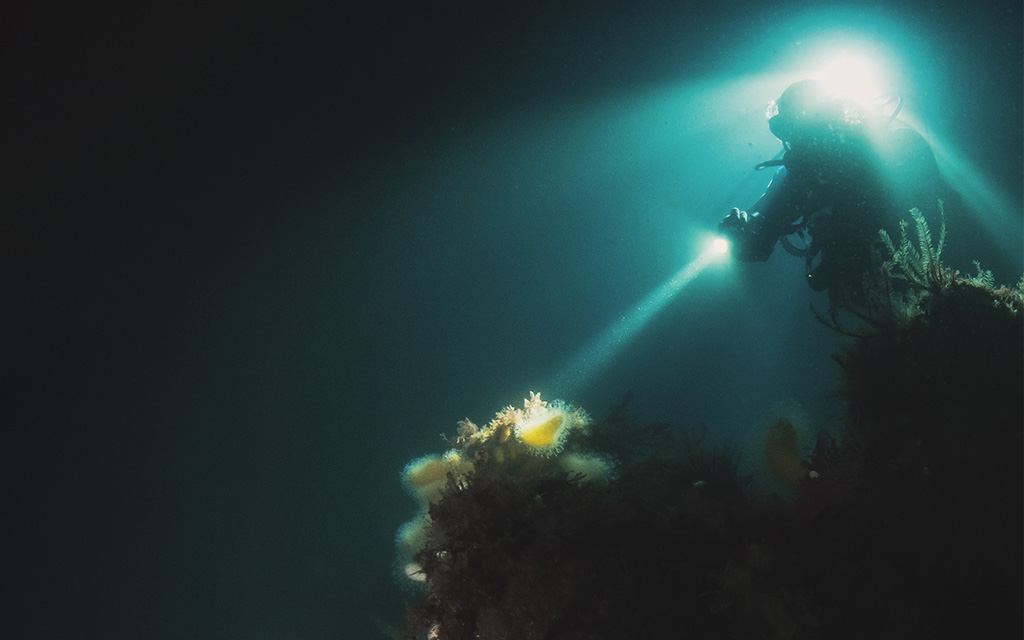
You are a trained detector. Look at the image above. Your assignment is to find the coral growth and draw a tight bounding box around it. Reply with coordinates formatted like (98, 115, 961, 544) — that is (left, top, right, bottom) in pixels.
(439, 392, 591, 464)
(393, 393, 593, 592)
(403, 403, 760, 640)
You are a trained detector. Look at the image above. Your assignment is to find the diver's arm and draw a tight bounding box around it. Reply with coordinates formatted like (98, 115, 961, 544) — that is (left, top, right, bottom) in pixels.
(719, 208, 780, 261)
(719, 166, 803, 262)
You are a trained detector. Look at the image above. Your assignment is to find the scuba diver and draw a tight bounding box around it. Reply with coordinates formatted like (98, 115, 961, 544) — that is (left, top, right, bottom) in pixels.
(719, 79, 949, 305)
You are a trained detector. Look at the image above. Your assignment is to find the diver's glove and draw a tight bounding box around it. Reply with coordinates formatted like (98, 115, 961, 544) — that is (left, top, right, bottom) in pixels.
(719, 208, 777, 262)
(718, 208, 749, 239)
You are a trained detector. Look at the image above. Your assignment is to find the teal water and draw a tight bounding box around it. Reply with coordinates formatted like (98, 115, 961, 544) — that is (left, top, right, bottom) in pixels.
(9, 1, 1021, 638)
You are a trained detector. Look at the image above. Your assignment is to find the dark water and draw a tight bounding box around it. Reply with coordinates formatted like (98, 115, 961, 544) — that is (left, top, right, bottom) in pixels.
(9, 1, 1021, 638)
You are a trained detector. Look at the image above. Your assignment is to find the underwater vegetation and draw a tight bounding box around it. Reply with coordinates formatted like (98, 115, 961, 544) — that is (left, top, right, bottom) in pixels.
(394, 211, 1022, 639)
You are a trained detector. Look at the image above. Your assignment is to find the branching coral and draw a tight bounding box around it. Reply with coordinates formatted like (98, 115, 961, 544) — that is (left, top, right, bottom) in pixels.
(394, 393, 596, 594)
(447, 392, 590, 464)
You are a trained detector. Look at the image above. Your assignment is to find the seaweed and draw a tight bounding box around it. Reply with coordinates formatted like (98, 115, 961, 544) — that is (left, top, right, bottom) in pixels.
(877, 204, 951, 293)
(961, 259, 995, 289)
(402, 411, 773, 640)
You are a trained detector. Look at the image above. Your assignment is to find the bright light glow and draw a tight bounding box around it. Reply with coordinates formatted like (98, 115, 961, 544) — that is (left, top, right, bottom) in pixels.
(712, 237, 729, 254)
(549, 238, 729, 396)
(815, 54, 881, 104)
(787, 37, 903, 109)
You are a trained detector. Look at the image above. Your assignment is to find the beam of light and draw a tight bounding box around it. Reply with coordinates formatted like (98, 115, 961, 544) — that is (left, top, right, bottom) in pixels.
(899, 113, 1024, 269)
(549, 236, 729, 397)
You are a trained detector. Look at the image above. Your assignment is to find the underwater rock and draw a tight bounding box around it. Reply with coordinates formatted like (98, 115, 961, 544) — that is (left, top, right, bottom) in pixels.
(393, 249, 1022, 638)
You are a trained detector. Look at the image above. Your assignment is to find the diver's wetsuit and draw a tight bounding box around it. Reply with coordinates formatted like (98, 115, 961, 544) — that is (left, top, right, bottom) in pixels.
(724, 124, 946, 296)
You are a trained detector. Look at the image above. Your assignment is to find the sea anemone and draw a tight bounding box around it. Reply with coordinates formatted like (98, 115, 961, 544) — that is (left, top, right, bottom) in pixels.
(743, 399, 815, 498)
(513, 392, 589, 457)
(402, 452, 472, 505)
(393, 514, 430, 588)
(559, 452, 615, 483)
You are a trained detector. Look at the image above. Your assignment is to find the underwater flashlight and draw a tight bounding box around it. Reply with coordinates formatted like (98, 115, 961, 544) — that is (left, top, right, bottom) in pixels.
(712, 237, 729, 254)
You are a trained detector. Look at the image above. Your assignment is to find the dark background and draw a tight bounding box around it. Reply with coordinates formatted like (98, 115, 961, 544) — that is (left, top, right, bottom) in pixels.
(6, 1, 1021, 638)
